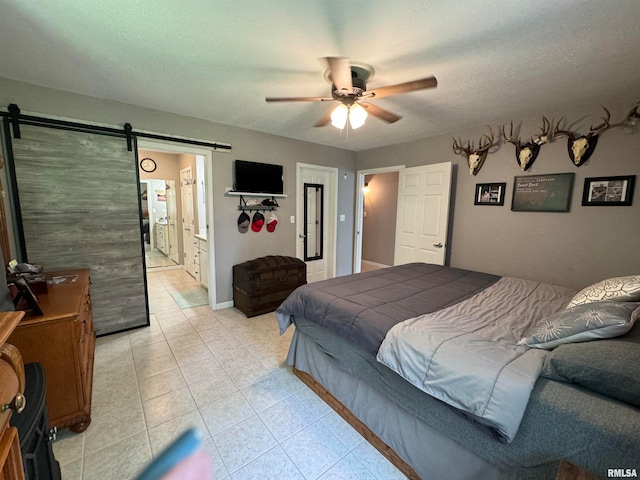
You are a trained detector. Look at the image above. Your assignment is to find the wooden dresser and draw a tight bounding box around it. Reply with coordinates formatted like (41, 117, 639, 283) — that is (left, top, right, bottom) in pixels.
(8, 269, 95, 433)
(0, 311, 26, 480)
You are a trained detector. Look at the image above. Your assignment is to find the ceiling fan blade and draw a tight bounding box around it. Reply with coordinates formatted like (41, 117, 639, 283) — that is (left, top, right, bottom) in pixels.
(323, 57, 353, 94)
(265, 96, 332, 102)
(366, 76, 437, 99)
(360, 102, 402, 124)
(313, 107, 334, 127)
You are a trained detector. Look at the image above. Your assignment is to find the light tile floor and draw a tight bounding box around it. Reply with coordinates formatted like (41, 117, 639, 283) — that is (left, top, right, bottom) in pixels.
(52, 267, 406, 479)
(145, 248, 178, 269)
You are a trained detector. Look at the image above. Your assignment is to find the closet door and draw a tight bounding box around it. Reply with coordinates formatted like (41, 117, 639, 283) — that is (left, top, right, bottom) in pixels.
(9, 124, 147, 335)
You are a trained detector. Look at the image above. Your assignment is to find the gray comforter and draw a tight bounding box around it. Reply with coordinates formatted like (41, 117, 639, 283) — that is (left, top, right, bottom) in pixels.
(276, 262, 500, 355)
(377, 277, 575, 442)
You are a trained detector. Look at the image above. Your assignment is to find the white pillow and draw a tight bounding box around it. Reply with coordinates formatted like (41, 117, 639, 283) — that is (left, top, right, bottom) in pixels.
(567, 275, 640, 308)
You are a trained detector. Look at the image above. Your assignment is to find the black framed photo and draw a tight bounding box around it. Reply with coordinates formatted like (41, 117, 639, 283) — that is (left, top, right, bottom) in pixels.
(474, 183, 506, 206)
(512, 173, 574, 212)
(11, 276, 43, 315)
(582, 175, 636, 206)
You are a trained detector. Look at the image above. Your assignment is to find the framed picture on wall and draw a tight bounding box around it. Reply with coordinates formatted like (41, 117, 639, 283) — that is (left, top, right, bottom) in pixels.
(582, 175, 636, 206)
(511, 173, 574, 212)
(474, 183, 506, 206)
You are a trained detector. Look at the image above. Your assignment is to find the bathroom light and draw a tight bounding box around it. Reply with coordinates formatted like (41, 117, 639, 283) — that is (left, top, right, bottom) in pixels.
(362, 182, 369, 195)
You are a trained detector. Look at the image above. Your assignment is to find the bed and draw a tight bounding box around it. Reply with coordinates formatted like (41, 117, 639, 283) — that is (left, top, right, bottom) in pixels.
(276, 263, 640, 480)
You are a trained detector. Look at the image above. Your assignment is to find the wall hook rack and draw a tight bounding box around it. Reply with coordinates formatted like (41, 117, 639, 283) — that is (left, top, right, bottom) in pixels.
(237, 195, 279, 211)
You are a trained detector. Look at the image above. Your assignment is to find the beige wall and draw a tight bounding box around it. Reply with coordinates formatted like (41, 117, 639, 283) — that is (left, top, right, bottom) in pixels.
(139, 150, 181, 183)
(362, 172, 399, 266)
(139, 149, 184, 261)
(357, 101, 640, 289)
(0, 77, 357, 306)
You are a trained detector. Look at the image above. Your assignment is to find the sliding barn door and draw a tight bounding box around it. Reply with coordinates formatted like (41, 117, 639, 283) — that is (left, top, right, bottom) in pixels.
(9, 124, 147, 335)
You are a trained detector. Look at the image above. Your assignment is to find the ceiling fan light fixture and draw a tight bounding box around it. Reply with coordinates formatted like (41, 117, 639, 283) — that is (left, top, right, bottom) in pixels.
(349, 103, 368, 129)
(330, 104, 349, 129)
(330, 103, 368, 130)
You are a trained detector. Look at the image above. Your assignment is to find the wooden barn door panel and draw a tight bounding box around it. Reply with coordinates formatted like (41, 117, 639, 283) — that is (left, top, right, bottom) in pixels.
(10, 125, 147, 335)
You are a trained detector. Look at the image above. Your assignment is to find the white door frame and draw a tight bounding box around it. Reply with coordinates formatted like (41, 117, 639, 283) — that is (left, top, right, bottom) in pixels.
(296, 163, 338, 280)
(353, 165, 404, 273)
(180, 166, 196, 276)
(137, 140, 217, 309)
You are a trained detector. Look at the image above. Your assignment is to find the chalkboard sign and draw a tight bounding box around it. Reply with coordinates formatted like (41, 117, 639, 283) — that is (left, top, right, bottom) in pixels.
(511, 173, 574, 212)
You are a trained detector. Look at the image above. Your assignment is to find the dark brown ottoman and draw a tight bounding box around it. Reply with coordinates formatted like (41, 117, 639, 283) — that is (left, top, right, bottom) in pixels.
(233, 256, 306, 317)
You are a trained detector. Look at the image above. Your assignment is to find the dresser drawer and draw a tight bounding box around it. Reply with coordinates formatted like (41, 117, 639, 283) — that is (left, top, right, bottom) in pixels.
(0, 359, 20, 432)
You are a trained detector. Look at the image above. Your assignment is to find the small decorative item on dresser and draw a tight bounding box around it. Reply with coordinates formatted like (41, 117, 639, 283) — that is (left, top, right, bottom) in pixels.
(10, 276, 43, 315)
(582, 175, 636, 206)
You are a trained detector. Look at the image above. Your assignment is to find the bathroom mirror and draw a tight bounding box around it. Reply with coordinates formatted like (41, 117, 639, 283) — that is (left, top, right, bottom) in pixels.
(303, 183, 324, 261)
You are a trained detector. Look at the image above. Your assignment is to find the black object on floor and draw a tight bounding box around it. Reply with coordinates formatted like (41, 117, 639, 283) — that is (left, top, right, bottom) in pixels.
(10, 362, 61, 480)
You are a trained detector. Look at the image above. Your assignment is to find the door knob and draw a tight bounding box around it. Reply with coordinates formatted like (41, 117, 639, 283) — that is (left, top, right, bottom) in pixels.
(2, 393, 26, 414)
(433, 242, 443, 248)
(298, 234, 306, 238)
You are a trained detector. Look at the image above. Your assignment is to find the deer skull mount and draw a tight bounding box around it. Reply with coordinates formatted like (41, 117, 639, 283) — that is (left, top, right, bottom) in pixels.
(452, 126, 496, 175)
(553, 107, 611, 167)
(502, 117, 550, 171)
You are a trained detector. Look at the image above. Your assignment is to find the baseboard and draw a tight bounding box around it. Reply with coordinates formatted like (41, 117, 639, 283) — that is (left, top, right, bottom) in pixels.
(215, 300, 234, 310)
(362, 260, 391, 269)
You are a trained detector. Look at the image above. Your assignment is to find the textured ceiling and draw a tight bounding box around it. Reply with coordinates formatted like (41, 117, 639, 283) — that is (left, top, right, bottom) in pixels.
(1, 0, 639, 151)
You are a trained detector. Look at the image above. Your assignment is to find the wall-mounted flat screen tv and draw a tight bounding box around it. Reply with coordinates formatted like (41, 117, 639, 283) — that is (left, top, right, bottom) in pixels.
(234, 160, 284, 195)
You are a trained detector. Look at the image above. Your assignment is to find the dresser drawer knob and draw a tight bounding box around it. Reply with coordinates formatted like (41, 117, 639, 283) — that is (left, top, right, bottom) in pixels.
(2, 392, 26, 414)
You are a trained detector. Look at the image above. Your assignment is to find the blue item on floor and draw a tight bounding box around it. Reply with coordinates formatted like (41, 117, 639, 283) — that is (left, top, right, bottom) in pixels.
(135, 428, 201, 480)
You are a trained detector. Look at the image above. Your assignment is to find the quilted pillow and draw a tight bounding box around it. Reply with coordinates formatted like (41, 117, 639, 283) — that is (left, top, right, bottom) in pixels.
(567, 275, 640, 308)
(518, 302, 640, 350)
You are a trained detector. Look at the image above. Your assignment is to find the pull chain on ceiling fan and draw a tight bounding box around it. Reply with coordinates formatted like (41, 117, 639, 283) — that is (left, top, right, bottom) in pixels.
(265, 57, 438, 130)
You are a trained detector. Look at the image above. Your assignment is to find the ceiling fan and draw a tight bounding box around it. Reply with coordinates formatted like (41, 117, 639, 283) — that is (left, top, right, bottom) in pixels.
(265, 57, 437, 129)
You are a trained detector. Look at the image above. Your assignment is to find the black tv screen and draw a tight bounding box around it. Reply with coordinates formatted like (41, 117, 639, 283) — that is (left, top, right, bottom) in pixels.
(234, 160, 284, 195)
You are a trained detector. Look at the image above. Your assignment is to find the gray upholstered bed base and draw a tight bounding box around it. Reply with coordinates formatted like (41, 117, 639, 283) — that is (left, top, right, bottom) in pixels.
(286, 326, 559, 480)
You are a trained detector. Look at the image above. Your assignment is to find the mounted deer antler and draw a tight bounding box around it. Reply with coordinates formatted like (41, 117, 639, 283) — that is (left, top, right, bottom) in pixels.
(620, 101, 640, 127)
(553, 106, 611, 167)
(502, 117, 550, 171)
(452, 126, 496, 175)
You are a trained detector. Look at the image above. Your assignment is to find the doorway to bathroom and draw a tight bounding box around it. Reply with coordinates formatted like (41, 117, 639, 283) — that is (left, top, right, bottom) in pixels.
(137, 140, 217, 309)
(140, 178, 179, 268)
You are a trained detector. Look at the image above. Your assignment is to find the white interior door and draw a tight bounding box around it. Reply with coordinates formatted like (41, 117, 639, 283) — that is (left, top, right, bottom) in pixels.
(181, 167, 197, 277)
(166, 180, 179, 263)
(394, 162, 452, 266)
(296, 163, 338, 283)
